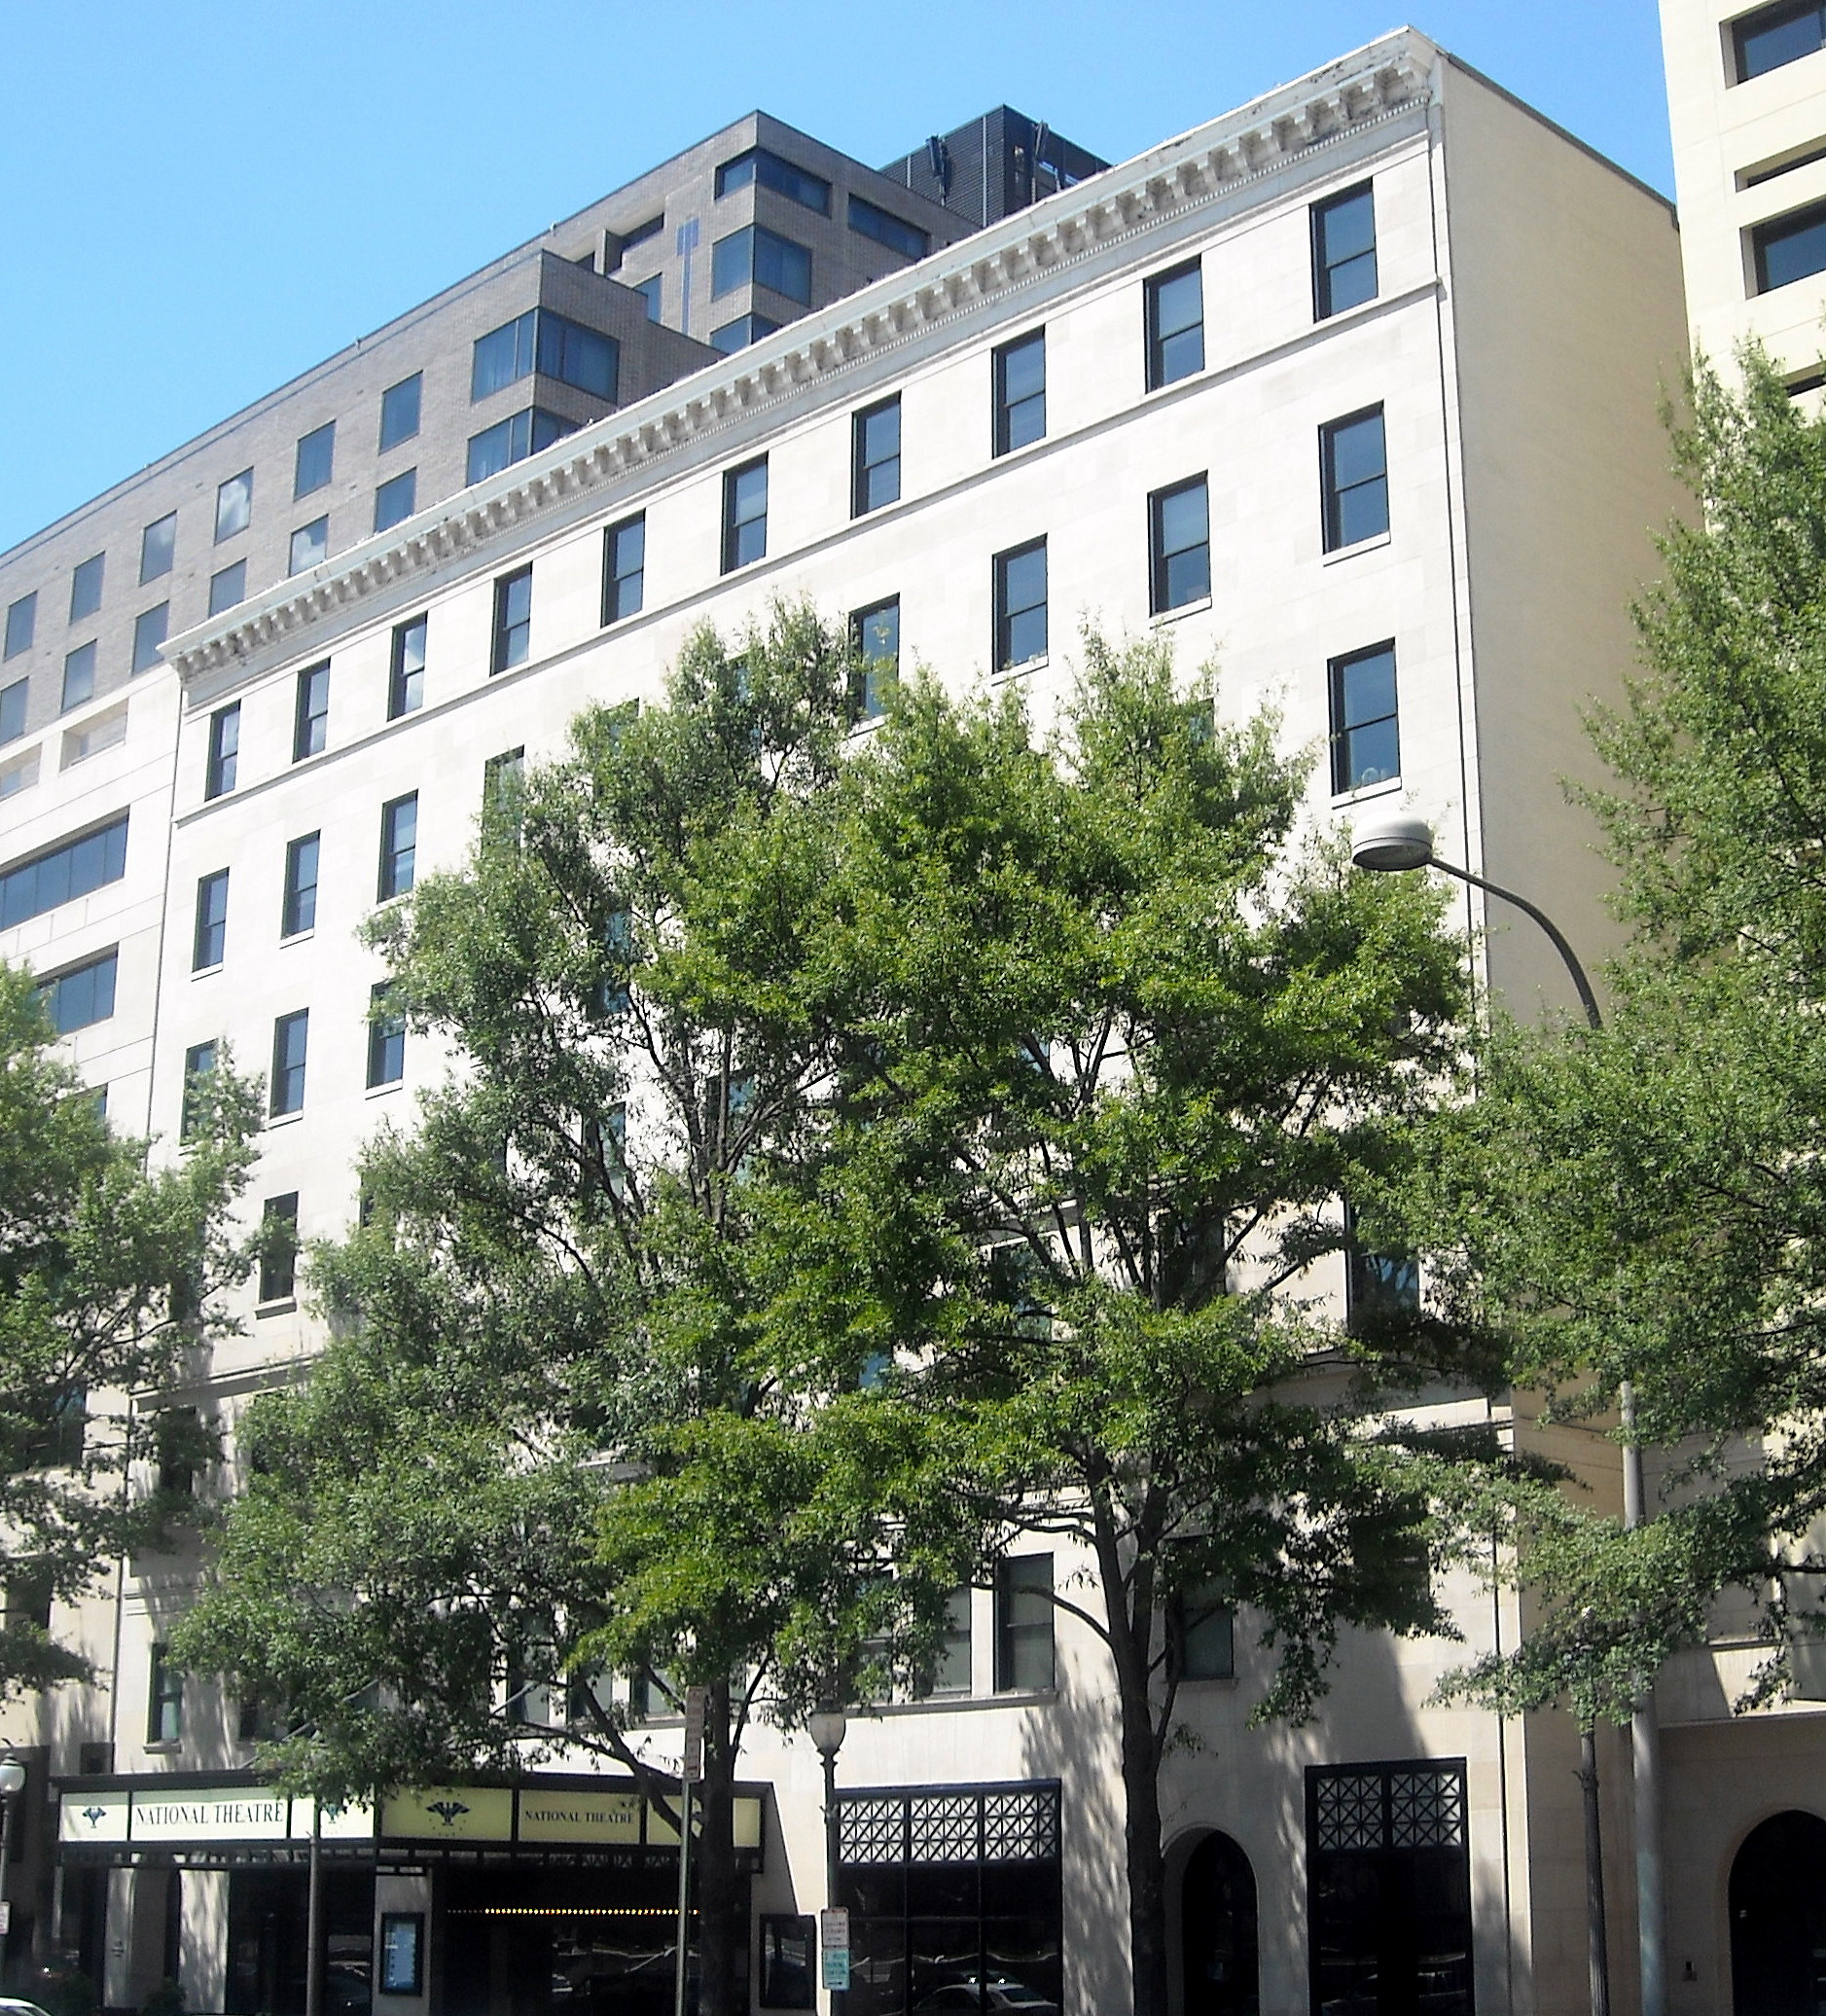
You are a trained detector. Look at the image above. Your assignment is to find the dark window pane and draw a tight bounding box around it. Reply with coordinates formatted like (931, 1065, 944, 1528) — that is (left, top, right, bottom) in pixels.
(716, 148, 832, 214)
(289, 517, 329, 576)
(132, 604, 168, 675)
(294, 421, 335, 498)
(5, 594, 36, 660)
(378, 794, 418, 900)
(995, 331, 1047, 454)
(853, 398, 902, 516)
(208, 561, 246, 617)
(140, 514, 177, 585)
(851, 598, 900, 720)
(995, 1554, 1055, 1689)
(41, 951, 117, 1034)
(995, 540, 1048, 670)
(1330, 643, 1400, 793)
(1314, 184, 1378, 318)
(70, 554, 104, 623)
(0, 815, 129, 930)
(1737, 0, 1826, 79)
(1147, 263, 1204, 389)
(713, 226, 812, 304)
(493, 566, 533, 671)
(293, 661, 330, 761)
(205, 703, 239, 799)
(723, 459, 769, 571)
(61, 643, 95, 712)
(181, 1041, 217, 1141)
(269, 1011, 309, 1116)
(1151, 476, 1210, 613)
(847, 194, 929, 260)
(368, 984, 405, 1088)
(536, 312, 618, 401)
(380, 373, 422, 450)
(1322, 408, 1389, 550)
(1757, 200, 1826, 290)
(374, 468, 417, 533)
(193, 869, 229, 970)
(0, 680, 23, 744)
(259, 1193, 299, 1302)
(710, 312, 780, 353)
(632, 272, 662, 321)
(282, 833, 319, 937)
(604, 517, 645, 625)
(390, 617, 426, 718)
(472, 310, 536, 401)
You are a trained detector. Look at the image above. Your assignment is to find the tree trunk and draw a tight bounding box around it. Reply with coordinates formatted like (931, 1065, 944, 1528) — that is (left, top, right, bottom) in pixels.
(697, 1678, 740, 2016)
(1117, 1639, 1171, 2016)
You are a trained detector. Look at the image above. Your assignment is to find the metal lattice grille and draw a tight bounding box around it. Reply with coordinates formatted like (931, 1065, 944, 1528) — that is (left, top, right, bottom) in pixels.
(837, 1782, 1060, 1867)
(1313, 1773, 1384, 1853)
(839, 1796, 906, 1864)
(1389, 1769, 1464, 1848)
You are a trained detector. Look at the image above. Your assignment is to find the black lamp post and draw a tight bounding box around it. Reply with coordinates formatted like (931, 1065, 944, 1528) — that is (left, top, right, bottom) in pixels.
(808, 1707, 848, 2016)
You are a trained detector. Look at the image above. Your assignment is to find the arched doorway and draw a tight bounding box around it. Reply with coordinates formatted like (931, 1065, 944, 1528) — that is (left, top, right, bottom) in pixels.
(1181, 1831, 1259, 2016)
(1730, 1809, 1826, 2015)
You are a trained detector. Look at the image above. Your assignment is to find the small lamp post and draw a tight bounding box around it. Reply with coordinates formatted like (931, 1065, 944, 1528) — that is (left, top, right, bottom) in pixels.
(808, 1708, 848, 2016)
(1350, 811, 1665, 2016)
(0, 1757, 26, 1985)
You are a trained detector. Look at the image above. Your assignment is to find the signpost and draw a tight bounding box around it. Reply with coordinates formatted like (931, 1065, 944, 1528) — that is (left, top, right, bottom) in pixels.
(674, 1687, 707, 2016)
(820, 1907, 851, 1993)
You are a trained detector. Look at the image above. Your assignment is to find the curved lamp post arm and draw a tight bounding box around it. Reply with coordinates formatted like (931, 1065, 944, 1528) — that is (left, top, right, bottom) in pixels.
(1424, 856, 1605, 1034)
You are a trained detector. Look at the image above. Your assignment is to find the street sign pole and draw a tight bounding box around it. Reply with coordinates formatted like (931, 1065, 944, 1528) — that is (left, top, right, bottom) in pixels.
(673, 1686, 706, 2016)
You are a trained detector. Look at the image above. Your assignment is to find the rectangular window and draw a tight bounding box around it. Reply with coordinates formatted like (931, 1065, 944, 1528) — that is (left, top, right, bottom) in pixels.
(923, 1585, 973, 1695)
(140, 513, 177, 584)
(758, 1916, 815, 2011)
(374, 468, 416, 533)
(709, 313, 781, 354)
(1149, 476, 1211, 613)
(378, 793, 418, 901)
(1313, 183, 1378, 318)
(40, 950, 118, 1035)
(1735, 0, 1826, 79)
(852, 397, 901, 516)
(1169, 1577, 1235, 1681)
(269, 1010, 308, 1116)
(216, 469, 253, 543)
(472, 309, 537, 401)
(1753, 198, 1826, 291)
(147, 1645, 183, 1745)
(631, 272, 662, 321)
(205, 702, 239, 799)
(722, 457, 769, 572)
(466, 409, 574, 486)
(61, 643, 95, 712)
(994, 1554, 1055, 1690)
(602, 517, 645, 625)
(617, 212, 664, 257)
(994, 537, 1048, 670)
(1, 748, 40, 800)
(181, 1040, 217, 1141)
(0, 815, 129, 931)
(69, 554, 105, 624)
(208, 561, 246, 617)
(710, 225, 812, 305)
(289, 517, 329, 576)
(294, 421, 335, 498)
(993, 330, 1046, 454)
(281, 833, 320, 938)
(132, 603, 168, 674)
(846, 195, 929, 261)
(492, 565, 533, 672)
(379, 372, 422, 450)
(1330, 641, 1400, 794)
(258, 1192, 299, 1302)
(850, 597, 899, 720)
(483, 747, 526, 840)
(5, 593, 35, 660)
(1321, 407, 1389, 551)
(536, 312, 618, 400)
(367, 983, 405, 1088)
(193, 869, 229, 970)
(0, 679, 23, 744)
(715, 147, 832, 214)
(389, 616, 426, 718)
(1145, 260, 1204, 390)
(1345, 1199, 1420, 1325)
(293, 660, 330, 761)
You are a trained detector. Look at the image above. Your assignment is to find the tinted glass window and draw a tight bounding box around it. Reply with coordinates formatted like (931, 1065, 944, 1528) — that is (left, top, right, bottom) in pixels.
(853, 398, 901, 516)
(1321, 408, 1389, 550)
(205, 703, 239, 799)
(1146, 263, 1204, 389)
(1313, 184, 1378, 317)
(722, 459, 769, 571)
(368, 984, 406, 1088)
(216, 469, 253, 542)
(375, 468, 417, 533)
(711, 226, 811, 305)
(0, 815, 129, 930)
(493, 566, 533, 672)
(294, 421, 335, 498)
(603, 517, 645, 625)
(472, 310, 536, 401)
(69, 554, 104, 623)
(193, 869, 229, 970)
(1331, 642, 1400, 793)
(847, 195, 928, 260)
(378, 794, 418, 900)
(259, 1194, 300, 1301)
(380, 373, 422, 450)
(994, 331, 1046, 454)
(5, 594, 36, 660)
(61, 643, 95, 712)
(0, 679, 25, 743)
(282, 833, 319, 938)
(536, 312, 618, 400)
(1736, 0, 1826, 79)
(208, 561, 246, 616)
(269, 1013, 309, 1116)
(140, 513, 177, 584)
(289, 517, 329, 576)
(709, 313, 781, 354)
(716, 148, 832, 214)
(390, 616, 426, 718)
(1755, 199, 1826, 290)
(132, 604, 168, 675)
(995, 1554, 1055, 1689)
(1150, 477, 1210, 613)
(294, 661, 330, 762)
(631, 273, 662, 321)
(995, 539, 1048, 670)
(42, 951, 117, 1034)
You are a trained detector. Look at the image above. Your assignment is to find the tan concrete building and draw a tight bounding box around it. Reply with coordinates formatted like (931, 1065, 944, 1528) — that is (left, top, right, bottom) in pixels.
(0, 30, 1707, 2016)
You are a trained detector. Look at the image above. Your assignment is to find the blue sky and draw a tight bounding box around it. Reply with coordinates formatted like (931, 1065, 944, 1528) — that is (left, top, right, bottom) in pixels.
(0, 1, 1672, 556)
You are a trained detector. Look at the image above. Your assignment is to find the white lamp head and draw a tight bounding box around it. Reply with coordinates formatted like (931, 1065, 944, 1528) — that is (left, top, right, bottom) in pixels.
(1350, 812, 1436, 874)
(807, 1707, 848, 1759)
(0, 1760, 27, 1797)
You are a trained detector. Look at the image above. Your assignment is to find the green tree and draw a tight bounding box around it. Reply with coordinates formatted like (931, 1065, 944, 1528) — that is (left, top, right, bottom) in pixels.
(175, 606, 967, 2016)
(813, 635, 1481, 2016)
(0, 964, 255, 1695)
(1418, 347, 1826, 1724)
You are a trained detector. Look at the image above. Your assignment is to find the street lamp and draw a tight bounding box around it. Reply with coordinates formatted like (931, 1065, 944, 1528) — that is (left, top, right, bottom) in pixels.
(1351, 812, 1665, 2016)
(808, 1708, 848, 2016)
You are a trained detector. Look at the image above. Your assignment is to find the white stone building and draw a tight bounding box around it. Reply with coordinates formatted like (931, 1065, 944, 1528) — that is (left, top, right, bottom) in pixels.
(0, 30, 1706, 2016)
